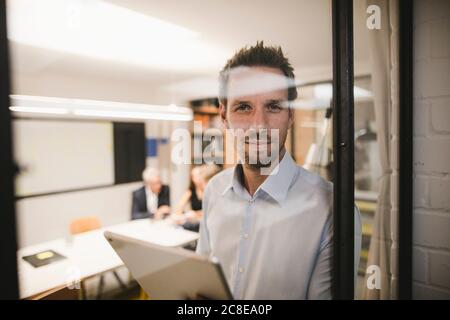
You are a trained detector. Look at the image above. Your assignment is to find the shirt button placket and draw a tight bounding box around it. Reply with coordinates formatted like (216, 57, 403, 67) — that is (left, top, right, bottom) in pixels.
(234, 198, 253, 299)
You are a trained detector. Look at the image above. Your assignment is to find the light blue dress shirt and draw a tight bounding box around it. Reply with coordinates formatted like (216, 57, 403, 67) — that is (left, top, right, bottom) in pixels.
(196, 152, 361, 299)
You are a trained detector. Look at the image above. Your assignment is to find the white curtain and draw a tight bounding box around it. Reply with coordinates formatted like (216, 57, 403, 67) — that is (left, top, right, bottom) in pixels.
(363, 0, 399, 300)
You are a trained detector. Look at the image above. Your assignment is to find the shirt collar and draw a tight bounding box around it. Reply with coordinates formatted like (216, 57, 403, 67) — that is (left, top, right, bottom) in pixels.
(222, 152, 298, 205)
(145, 186, 155, 197)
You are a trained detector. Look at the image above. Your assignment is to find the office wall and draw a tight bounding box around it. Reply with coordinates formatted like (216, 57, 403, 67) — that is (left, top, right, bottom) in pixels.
(10, 70, 173, 106)
(13, 119, 115, 197)
(16, 182, 142, 247)
(11, 71, 191, 248)
(12, 116, 191, 248)
(413, 0, 450, 299)
(15, 118, 189, 248)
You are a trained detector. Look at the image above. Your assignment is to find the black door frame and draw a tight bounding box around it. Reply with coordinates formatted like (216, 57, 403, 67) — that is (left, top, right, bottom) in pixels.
(398, 0, 413, 300)
(0, 0, 20, 299)
(332, 0, 355, 300)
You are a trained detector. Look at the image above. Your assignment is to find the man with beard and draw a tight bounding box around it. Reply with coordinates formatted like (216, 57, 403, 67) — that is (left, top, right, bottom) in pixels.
(196, 41, 360, 299)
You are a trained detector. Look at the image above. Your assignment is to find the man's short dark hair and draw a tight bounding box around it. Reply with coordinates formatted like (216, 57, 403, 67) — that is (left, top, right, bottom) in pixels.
(218, 41, 298, 106)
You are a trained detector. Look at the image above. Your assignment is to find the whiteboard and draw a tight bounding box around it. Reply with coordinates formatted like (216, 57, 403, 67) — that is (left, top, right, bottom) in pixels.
(13, 119, 115, 197)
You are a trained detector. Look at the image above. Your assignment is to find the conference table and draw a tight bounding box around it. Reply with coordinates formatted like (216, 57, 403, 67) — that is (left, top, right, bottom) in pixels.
(17, 218, 200, 299)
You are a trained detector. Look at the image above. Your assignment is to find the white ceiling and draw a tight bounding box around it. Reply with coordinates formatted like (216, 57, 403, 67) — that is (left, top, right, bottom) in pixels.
(7, 0, 370, 104)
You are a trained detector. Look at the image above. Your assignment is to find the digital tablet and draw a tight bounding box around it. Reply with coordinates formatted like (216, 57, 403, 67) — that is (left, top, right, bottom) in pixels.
(104, 231, 233, 300)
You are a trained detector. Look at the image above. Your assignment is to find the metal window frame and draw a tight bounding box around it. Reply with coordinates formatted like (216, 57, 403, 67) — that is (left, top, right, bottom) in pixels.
(398, 0, 413, 300)
(332, 0, 355, 300)
(0, 0, 20, 299)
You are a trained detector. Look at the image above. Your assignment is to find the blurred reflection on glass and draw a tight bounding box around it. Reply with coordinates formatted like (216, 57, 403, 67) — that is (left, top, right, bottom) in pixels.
(290, 83, 333, 182)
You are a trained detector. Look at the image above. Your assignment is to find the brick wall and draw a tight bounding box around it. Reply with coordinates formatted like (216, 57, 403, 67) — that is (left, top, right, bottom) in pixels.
(413, 0, 450, 299)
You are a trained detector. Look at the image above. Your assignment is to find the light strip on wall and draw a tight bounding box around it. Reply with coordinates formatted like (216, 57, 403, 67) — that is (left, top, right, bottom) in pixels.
(9, 95, 193, 121)
(73, 109, 193, 121)
(9, 106, 69, 114)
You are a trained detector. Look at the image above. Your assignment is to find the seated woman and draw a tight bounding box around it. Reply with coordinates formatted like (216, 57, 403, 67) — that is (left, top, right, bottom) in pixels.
(173, 165, 219, 232)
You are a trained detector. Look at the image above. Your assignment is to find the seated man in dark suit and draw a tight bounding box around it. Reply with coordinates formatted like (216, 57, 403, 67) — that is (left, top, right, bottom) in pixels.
(131, 167, 171, 220)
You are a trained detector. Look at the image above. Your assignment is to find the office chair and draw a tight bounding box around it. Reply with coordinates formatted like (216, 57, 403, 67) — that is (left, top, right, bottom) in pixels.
(69, 216, 127, 299)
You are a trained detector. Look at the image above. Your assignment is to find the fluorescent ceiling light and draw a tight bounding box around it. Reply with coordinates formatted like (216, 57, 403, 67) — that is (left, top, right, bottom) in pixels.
(73, 109, 193, 121)
(165, 67, 306, 102)
(7, 0, 228, 72)
(313, 84, 373, 100)
(313, 84, 333, 100)
(9, 106, 69, 114)
(10, 95, 193, 121)
(289, 99, 331, 110)
(353, 86, 373, 99)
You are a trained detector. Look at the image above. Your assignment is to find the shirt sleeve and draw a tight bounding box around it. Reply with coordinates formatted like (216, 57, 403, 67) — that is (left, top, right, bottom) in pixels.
(307, 205, 363, 300)
(195, 183, 212, 256)
(307, 210, 333, 300)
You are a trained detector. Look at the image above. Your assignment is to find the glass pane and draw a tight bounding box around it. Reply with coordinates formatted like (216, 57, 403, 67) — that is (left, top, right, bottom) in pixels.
(353, 0, 399, 299)
(9, 0, 334, 300)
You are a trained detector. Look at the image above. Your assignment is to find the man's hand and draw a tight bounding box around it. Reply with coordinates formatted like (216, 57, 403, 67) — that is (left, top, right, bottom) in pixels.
(154, 205, 171, 220)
